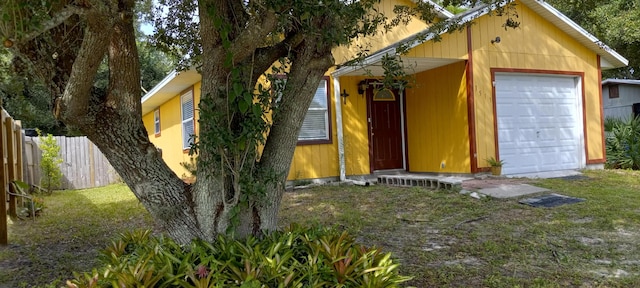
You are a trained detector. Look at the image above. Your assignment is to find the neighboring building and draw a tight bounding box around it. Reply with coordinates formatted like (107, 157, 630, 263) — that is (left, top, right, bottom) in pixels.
(602, 79, 640, 120)
(141, 0, 628, 179)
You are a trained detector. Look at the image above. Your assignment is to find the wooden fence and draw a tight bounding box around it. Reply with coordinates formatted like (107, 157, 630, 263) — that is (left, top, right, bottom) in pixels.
(23, 136, 120, 190)
(2, 108, 121, 245)
(1, 108, 24, 245)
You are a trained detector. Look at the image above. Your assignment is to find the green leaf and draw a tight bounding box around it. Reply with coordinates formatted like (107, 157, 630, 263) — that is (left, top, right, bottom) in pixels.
(238, 100, 249, 113)
(233, 82, 243, 98)
(252, 104, 262, 118)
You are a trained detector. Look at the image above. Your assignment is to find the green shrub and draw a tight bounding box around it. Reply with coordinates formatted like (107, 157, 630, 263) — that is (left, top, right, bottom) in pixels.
(37, 129, 63, 193)
(605, 116, 640, 169)
(62, 225, 409, 288)
(65, 225, 410, 288)
(604, 117, 624, 132)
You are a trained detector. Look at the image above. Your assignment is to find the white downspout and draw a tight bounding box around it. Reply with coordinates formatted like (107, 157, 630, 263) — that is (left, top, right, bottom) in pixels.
(333, 77, 347, 181)
(399, 89, 407, 170)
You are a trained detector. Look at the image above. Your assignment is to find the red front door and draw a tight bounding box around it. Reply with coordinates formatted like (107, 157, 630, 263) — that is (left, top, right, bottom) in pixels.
(367, 86, 404, 171)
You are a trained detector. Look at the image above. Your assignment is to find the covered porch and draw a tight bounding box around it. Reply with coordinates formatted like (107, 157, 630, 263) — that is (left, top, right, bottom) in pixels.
(331, 48, 472, 180)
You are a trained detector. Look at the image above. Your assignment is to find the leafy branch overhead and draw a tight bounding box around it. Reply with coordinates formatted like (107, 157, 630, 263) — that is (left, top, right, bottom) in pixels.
(1, 0, 523, 243)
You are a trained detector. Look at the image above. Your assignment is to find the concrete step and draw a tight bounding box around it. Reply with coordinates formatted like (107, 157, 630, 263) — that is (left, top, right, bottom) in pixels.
(376, 175, 470, 190)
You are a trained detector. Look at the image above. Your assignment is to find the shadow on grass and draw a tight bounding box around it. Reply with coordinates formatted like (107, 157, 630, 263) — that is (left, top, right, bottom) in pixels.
(0, 184, 153, 287)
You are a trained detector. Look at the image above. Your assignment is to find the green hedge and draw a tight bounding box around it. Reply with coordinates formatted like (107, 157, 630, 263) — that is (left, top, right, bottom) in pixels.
(65, 225, 410, 287)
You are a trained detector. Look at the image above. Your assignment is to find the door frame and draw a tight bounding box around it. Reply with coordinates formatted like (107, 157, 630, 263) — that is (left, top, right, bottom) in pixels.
(365, 81, 409, 173)
(491, 69, 587, 174)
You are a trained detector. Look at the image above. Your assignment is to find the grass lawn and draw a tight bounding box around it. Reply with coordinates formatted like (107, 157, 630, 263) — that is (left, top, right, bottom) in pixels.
(2, 169, 640, 287)
(0, 184, 153, 287)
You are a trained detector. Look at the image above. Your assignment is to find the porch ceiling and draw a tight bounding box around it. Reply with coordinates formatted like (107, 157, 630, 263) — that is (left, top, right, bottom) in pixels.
(339, 57, 462, 77)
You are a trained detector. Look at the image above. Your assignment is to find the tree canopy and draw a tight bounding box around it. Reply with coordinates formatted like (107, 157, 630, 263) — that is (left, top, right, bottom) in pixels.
(0, 0, 174, 135)
(547, 0, 640, 79)
(0, 0, 543, 244)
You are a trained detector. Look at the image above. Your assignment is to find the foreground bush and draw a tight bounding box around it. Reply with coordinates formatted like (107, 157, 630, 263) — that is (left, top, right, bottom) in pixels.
(65, 225, 409, 287)
(605, 116, 640, 169)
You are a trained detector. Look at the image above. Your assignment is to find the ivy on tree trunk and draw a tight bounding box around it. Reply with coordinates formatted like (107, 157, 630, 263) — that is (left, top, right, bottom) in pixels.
(1, 0, 517, 243)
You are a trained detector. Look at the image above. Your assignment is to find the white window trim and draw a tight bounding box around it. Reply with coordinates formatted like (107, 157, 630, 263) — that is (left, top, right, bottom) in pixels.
(298, 78, 331, 143)
(154, 109, 160, 135)
(180, 89, 195, 150)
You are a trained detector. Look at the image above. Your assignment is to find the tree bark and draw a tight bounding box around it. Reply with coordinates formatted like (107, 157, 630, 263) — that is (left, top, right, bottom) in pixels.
(10, 0, 343, 244)
(50, 0, 204, 243)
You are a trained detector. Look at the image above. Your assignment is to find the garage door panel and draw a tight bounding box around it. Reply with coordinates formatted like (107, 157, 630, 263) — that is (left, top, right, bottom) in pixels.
(495, 74, 583, 175)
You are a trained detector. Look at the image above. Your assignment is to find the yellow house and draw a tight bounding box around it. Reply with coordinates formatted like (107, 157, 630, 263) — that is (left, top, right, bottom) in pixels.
(141, 0, 628, 181)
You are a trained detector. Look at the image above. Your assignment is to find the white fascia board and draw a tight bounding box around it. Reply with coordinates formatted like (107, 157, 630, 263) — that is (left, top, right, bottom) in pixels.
(602, 79, 640, 86)
(423, 0, 455, 19)
(141, 70, 179, 104)
(332, 4, 490, 77)
(332, 1, 459, 77)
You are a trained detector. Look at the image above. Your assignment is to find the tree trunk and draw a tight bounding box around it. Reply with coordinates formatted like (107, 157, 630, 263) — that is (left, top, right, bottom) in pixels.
(13, 0, 337, 244)
(52, 0, 204, 243)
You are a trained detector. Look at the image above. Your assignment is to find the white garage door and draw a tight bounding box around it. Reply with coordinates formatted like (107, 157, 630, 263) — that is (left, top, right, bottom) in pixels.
(495, 74, 583, 175)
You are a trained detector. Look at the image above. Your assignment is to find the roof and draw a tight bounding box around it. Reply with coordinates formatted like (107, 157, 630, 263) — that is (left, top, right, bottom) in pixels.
(141, 0, 454, 112)
(141, 69, 201, 115)
(333, 0, 629, 77)
(453, 0, 627, 69)
(421, 0, 454, 19)
(602, 79, 640, 86)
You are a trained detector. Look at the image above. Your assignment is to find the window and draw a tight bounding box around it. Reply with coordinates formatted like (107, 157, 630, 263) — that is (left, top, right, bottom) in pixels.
(181, 89, 195, 150)
(298, 78, 331, 144)
(153, 109, 160, 136)
(609, 85, 620, 99)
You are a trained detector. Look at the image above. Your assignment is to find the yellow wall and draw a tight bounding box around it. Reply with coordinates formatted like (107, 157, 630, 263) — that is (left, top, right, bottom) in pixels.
(471, 0, 604, 166)
(143, 83, 201, 178)
(331, 0, 431, 65)
(144, 0, 607, 179)
(341, 76, 372, 176)
(405, 27, 468, 60)
(143, 79, 339, 181)
(405, 61, 470, 172)
(286, 77, 340, 180)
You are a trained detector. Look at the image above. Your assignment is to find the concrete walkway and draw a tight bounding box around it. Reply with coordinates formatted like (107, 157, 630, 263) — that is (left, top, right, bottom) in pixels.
(478, 184, 549, 199)
(462, 169, 581, 199)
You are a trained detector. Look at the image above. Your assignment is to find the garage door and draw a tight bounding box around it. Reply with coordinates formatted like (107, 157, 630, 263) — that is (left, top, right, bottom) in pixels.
(495, 74, 583, 175)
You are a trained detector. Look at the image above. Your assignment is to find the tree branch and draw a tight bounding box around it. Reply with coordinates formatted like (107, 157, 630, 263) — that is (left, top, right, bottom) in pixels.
(260, 41, 334, 176)
(249, 32, 305, 84)
(106, 0, 141, 114)
(14, 5, 84, 46)
(228, 10, 279, 66)
(229, 0, 249, 29)
(56, 10, 113, 125)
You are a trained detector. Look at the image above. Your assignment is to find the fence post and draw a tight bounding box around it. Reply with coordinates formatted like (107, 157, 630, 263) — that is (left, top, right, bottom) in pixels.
(15, 121, 23, 182)
(5, 117, 17, 219)
(0, 110, 8, 245)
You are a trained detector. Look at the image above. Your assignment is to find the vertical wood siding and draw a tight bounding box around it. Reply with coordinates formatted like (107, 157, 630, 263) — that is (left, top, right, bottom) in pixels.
(470, 0, 603, 165)
(341, 76, 373, 176)
(331, 0, 431, 65)
(405, 61, 470, 172)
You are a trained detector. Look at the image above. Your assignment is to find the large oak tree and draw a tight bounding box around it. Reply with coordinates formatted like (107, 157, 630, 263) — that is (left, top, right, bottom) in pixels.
(1, 0, 511, 243)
